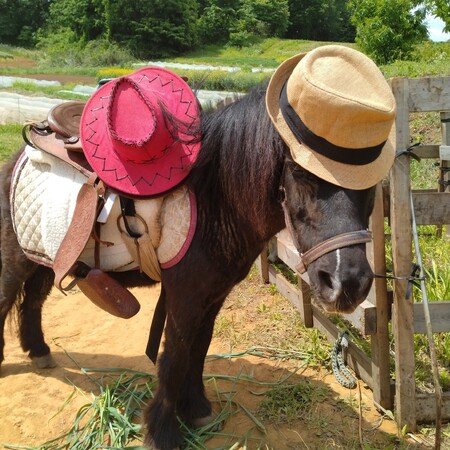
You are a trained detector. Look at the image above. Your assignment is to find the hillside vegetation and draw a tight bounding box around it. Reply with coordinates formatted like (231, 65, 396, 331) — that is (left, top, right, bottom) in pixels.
(1, 38, 450, 96)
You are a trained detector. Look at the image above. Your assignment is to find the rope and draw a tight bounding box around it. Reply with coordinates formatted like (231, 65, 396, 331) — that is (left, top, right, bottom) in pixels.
(374, 264, 425, 299)
(331, 332, 357, 389)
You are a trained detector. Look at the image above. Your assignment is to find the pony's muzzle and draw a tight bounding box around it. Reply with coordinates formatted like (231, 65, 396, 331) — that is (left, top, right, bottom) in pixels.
(313, 254, 374, 313)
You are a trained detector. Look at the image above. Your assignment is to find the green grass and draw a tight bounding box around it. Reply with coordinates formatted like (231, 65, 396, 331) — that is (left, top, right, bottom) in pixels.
(6, 80, 93, 100)
(257, 380, 327, 424)
(0, 124, 24, 161)
(168, 38, 354, 67)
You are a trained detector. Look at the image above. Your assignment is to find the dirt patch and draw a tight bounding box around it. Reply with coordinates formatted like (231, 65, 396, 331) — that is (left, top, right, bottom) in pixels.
(0, 277, 424, 450)
(0, 55, 96, 84)
(0, 56, 37, 70)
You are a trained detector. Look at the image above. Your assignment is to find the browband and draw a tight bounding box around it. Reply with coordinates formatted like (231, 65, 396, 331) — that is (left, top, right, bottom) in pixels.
(279, 82, 385, 166)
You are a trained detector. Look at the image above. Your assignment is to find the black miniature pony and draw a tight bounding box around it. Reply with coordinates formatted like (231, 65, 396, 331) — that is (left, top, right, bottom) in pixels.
(0, 85, 375, 449)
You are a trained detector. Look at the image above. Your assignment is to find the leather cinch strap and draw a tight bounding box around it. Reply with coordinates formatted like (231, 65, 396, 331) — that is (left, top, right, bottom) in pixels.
(296, 230, 373, 274)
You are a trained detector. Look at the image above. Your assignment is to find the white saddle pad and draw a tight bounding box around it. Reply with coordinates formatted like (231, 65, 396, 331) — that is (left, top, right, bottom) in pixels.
(10, 146, 196, 273)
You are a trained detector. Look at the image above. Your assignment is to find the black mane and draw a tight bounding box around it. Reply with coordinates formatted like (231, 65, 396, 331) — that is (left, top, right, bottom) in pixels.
(188, 84, 286, 237)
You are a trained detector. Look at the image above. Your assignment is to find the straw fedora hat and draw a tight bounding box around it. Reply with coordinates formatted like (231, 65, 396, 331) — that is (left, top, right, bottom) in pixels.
(266, 45, 396, 190)
(80, 67, 201, 197)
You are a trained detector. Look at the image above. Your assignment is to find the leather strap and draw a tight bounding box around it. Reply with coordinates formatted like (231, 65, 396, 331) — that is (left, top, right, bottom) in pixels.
(146, 286, 167, 364)
(53, 180, 99, 291)
(296, 230, 373, 274)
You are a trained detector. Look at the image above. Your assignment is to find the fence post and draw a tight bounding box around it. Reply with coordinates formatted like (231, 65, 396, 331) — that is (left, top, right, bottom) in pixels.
(389, 77, 417, 431)
(441, 112, 450, 238)
(368, 183, 392, 410)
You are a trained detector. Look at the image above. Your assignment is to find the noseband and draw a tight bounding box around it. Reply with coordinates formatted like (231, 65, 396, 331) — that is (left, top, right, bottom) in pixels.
(279, 167, 373, 274)
(295, 229, 372, 274)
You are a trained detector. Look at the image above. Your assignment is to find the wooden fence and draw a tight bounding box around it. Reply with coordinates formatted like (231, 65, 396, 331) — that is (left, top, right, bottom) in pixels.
(257, 76, 450, 430)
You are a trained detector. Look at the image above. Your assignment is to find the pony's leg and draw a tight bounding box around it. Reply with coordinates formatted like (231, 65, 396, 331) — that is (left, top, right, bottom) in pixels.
(144, 284, 230, 450)
(177, 299, 225, 428)
(0, 218, 31, 369)
(20, 265, 55, 368)
(0, 304, 7, 372)
(0, 208, 54, 370)
(144, 305, 194, 450)
(0, 257, 36, 369)
(0, 282, 17, 370)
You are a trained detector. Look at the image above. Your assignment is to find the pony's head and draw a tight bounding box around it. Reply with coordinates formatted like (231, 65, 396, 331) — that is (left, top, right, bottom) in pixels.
(280, 158, 376, 313)
(267, 45, 395, 313)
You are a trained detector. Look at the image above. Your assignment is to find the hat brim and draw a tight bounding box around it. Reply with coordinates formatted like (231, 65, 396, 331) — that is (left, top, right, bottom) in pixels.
(81, 67, 200, 197)
(266, 52, 395, 190)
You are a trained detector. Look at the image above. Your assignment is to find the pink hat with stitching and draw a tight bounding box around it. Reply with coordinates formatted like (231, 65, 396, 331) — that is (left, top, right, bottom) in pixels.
(80, 67, 201, 196)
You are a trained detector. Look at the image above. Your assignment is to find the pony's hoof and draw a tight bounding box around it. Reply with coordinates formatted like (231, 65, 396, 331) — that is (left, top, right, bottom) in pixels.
(32, 354, 57, 369)
(192, 413, 223, 431)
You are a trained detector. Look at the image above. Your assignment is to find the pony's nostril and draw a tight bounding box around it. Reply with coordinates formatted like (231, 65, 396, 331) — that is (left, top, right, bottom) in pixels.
(318, 270, 334, 290)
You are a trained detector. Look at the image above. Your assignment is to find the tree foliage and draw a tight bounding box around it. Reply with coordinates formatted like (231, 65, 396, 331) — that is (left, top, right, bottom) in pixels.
(0, 0, 50, 47)
(228, 0, 289, 46)
(197, 0, 240, 43)
(286, 0, 355, 42)
(348, 0, 428, 64)
(1, 0, 444, 60)
(109, 0, 199, 57)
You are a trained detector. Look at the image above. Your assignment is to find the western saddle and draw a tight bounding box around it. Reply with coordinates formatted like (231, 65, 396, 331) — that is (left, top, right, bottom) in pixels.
(23, 101, 141, 319)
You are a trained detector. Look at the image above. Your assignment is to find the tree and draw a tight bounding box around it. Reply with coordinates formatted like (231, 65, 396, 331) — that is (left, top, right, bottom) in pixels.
(109, 0, 199, 58)
(348, 0, 428, 64)
(229, 0, 289, 46)
(37, 0, 200, 59)
(40, 0, 105, 44)
(197, 0, 240, 44)
(198, 0, 289, 46)
(0, 0, 50, 47)
(242, 0, 290, 37)
(286, 0, 355, 42)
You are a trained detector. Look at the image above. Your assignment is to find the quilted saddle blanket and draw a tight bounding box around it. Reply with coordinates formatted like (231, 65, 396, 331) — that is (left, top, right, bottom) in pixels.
(10, 145, 197, 275)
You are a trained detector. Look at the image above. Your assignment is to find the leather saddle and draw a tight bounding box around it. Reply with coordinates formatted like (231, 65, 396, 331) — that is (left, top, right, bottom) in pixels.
(23, 101, 141, 319)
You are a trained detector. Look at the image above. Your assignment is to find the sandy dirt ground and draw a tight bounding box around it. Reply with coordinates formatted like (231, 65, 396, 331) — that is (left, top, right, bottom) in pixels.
(0, 280, 423, 450)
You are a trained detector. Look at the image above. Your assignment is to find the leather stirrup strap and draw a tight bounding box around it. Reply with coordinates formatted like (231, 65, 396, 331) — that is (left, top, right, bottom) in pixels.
(53, 179, 99, 292)
(146, 286, 167, 364)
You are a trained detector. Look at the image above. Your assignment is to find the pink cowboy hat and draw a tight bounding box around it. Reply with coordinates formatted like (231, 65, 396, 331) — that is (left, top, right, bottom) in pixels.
(80, 67, 201, 196)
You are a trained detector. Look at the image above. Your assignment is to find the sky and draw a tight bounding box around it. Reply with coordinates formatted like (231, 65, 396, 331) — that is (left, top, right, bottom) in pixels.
(426, 15, 450, 42)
